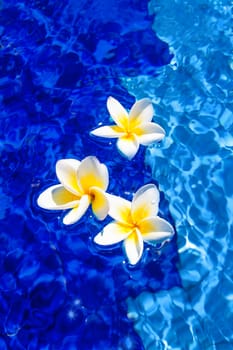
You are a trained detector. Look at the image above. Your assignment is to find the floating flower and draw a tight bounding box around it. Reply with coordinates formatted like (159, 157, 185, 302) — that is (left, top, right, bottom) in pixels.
(37, 156, 109, 225)
(91, 96, 165, 160)
(94, 184, 174, 265)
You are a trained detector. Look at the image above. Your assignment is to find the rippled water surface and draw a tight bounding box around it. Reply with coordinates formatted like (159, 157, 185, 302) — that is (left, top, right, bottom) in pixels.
(124, 0, 233, 349)
(0, 0, 232, 349)
(0, 0, 179, 349)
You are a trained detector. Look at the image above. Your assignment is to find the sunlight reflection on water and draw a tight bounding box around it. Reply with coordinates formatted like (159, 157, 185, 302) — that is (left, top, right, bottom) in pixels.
(123, 0, 233, 348)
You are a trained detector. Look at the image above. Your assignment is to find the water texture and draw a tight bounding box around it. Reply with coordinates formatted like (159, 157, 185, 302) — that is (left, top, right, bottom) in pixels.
(0, 1, 180, 349)
(124, 0, 233, 349)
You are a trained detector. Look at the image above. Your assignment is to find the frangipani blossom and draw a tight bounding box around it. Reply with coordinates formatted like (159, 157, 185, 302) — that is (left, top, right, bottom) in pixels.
(91, 97, 165, 160)
(94, 184, 174, 265)
(37, 156, 109, 225)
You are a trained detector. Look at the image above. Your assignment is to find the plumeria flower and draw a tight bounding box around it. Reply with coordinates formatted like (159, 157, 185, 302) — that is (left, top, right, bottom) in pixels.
(94, 184, 174, 265)
(90, 96, 165, 160)
(37, 156, 109, 225)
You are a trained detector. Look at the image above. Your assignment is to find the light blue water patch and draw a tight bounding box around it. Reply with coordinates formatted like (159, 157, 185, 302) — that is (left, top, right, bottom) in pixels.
(123, 0, 233, 349)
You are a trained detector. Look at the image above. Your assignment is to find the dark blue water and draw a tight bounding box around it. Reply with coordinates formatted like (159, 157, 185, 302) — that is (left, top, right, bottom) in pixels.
(0, 1, 180, 349)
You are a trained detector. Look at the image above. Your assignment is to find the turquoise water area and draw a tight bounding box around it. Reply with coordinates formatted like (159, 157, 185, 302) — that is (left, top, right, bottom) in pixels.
(125, 0, 233, 349)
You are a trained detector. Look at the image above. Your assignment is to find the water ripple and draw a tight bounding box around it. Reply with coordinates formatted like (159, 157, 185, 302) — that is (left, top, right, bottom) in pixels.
(123, 0, 233, 348)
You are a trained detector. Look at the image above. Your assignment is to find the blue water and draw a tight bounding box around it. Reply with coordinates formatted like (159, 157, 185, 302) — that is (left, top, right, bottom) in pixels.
(0, 0, 232, 349)
(124, 0, 233, 349)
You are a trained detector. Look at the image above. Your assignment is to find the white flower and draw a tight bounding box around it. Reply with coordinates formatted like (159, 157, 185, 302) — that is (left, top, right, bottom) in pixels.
(90, 96, 165, 160)
(94, 184, 174, 265)
(37, 156, 109, 225)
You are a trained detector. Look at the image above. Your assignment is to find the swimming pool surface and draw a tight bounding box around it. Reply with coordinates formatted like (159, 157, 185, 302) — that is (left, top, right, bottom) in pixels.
(0, 0, 232, 349)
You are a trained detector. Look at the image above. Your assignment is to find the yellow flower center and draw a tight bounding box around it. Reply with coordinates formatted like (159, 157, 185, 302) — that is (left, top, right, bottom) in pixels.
(124, 131, 134, 140)
(133, 222, 141, 231)
(88, 192, 95, 202)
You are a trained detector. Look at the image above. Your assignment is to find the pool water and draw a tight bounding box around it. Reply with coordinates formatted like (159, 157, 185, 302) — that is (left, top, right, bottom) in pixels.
(0, 0, 232, 349)
(124, 0, 233, 349)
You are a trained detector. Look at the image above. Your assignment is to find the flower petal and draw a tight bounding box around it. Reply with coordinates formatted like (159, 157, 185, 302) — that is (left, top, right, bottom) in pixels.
(133, 122, 165, 145)
(62, 195, 90, 225)
(90, 125, 124, 138)
(129, 98, 154, 127)
(94, 221, 133, 246)
(124, 229, 144, 265)
(107, 96, 128, 129)
(77, 156, 109, 192)
(107, 194, 132, 224)
(56, 159, 82, 195)
(117, 135, 139, 160)
(131, 184, 160, 223)
(90, 187, 109, 220)
(37, 185, 80, 210)
(139, 217, 174, 245)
